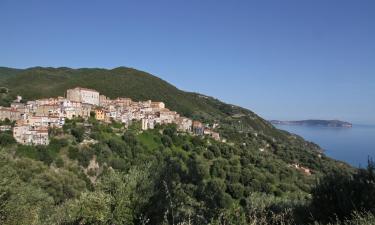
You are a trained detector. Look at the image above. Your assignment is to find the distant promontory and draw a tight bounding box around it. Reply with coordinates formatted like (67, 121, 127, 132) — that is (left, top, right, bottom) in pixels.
(270, 119, 352, 128)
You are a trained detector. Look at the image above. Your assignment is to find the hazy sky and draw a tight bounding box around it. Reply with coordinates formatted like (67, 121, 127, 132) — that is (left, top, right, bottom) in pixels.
(1, 0, 374, 124)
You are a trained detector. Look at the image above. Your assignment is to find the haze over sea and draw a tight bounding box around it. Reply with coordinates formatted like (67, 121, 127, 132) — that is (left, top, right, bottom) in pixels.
(274, 124, 375, 167)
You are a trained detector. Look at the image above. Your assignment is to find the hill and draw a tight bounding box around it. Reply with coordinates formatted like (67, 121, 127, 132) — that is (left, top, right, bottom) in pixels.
(0, 66, 360, 225)
(270, 120, 353, 128)
(0, 66, 352, 166)
(0, 66, 281, 136)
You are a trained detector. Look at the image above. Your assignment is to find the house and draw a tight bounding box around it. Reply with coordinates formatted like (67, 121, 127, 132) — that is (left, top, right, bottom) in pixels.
(63, 107, 78, 119)
(192, 121, 204, 135)
(114, 97, 132, 107)
(151, 102, 165, 109)
(290, 163, 312, 175)
(36, 98, 60, 106)
(0, 107, 21, 121)
(13, 125, 30, 144)
(211, 132, 220, 141)
(95, 109, 106, 121)
(158, 109, 179, 124)
(34, 104, 61, 117)
(67, 87, 100, 106)
(25, 116, 64, 127)
(204, 128, 212, 135)
(176, 117, 192, 132)
(142, 117, 157, 130)
(10, 102, 28, 116)
(10, 102, 25, 109)
(140, 100, 152, 108)
(80, 104, 92, 118)
(13, 125, 49, 145)
(99, 95, 111, 106)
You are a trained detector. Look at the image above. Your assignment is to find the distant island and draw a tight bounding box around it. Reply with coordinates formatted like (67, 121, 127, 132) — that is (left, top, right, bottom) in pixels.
(270, 119, 352, 128)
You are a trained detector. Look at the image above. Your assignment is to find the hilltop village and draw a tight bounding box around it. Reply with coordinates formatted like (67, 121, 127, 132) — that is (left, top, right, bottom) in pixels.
(0, 87, 220, 145)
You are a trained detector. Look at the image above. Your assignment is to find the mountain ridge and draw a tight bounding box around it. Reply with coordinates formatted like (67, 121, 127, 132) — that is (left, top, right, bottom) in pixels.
(270, 119, 353, 128)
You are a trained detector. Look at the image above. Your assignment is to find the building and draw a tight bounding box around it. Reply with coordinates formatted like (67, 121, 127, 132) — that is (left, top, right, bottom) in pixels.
(0, 107, 21, 121)
(13, 126, 49, 145)
(11, 87, 219, 146)
(192, 121, 204, 135)
(24, 116, 64, 127)
(35, 98, 60, 106)
(114, 97, 132, 107)
(10, 102, 25, 109)
(34, 104, 61, 117)
(80, 104, 92, 118)
(176, 117, 192, 132)
(99, 95, 111, 107)
(211, 132, 220, 141)
(95, 109, 106, 121)
(158, 109, 179, 124)
(142, 117, 156, 130)
(151, 102, 165, 109)
(67, 87, 100, 106)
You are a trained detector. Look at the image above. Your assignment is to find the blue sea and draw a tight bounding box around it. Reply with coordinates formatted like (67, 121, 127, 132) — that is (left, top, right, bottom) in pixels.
(274, 124, 375, 167)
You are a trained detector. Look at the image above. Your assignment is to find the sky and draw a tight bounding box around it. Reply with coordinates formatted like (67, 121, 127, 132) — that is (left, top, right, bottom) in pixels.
(1, 0, 374, 124)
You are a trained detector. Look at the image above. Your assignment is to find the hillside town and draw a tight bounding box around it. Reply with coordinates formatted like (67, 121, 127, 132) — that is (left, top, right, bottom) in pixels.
(0, 87, 220, 145)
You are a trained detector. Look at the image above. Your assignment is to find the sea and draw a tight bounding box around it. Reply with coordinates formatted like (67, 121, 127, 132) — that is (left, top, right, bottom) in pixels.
(274, 124, 375, 167)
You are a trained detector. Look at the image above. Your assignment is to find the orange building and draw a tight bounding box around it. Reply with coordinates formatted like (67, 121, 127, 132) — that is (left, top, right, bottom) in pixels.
(95, 109, 105, 121)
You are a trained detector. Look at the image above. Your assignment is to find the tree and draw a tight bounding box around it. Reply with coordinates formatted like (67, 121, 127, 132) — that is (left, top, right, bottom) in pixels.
(161, 135, 173, 148)
(71, 127, 84, 143)
(54, 191, 111, 225)
(203, 179, 233, 211)
(227, 183, 245, 199)
(163, 125, 177, 138)
(106, 137, 131, 158)
(122, 132, 138, 147)
(0, 132, 16, 146)
(310, 159, 375, 223)
(96, 167, 154, 225)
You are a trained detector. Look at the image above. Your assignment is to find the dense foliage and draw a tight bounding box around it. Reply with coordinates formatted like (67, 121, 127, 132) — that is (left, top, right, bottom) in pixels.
(0, 116, 369, 225)
(311, 159, 375, 223)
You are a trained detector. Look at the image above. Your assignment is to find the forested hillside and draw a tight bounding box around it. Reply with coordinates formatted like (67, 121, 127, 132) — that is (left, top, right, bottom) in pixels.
(0, 67, 277, 135)
(0, 67, 373, 225)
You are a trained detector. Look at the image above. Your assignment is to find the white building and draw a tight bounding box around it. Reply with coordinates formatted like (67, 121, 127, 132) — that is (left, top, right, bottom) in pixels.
(67, 87, 100, 106)
(176, 117, 192, 132)
(13, 126, 49, 145)
(25, 116, 64, 127)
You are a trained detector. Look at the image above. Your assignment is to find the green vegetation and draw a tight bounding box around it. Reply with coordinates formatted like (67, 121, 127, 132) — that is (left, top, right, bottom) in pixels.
(0, 117, 369, 225)
(0, 67, 372, 224)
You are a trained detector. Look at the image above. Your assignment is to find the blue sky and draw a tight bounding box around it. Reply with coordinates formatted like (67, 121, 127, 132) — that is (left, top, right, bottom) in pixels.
(1, 0, 374, 124)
